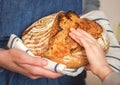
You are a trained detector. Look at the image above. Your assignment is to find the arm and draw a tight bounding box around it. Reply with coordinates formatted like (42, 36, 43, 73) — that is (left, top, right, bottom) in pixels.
(70, 29, 120, 85)
(93, 13, 120, 72)
(69, 28, 120, 85)
(69, 28, 113, 80)
(0, 48, 61, 79)
(81, 10, 120, 72)
(104, 27, 120, 72)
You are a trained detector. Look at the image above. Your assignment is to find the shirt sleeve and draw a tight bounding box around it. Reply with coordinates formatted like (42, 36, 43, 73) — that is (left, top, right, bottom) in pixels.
(103, 72, 120, 85)
(94, 14, 120, 72)
(97, 15, 120, 72)
(105, 28, 120, 72)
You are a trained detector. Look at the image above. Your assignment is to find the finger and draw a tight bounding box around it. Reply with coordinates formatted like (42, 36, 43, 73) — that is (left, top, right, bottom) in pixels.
(69, 28, 103, 60)
(14, 62, 62, 79)
(69, 28, 98, 48)
(69, 28, 90, 46)
(8, 62, 43, 79)
(26, 75, 42, 80)
(70, 28, 96, 44)
(13, 66, 42, 80)
(69, 32, 82, 45)
(24, 65, 62, 79)
(76, 28, 96, 41)
(76, 28, 102, 48)
(69, 29, 91, 48)
(14, 50, 48, 67)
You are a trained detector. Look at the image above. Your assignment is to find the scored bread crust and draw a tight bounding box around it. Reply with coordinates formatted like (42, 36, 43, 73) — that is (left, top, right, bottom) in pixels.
(22, 11, 109, 68)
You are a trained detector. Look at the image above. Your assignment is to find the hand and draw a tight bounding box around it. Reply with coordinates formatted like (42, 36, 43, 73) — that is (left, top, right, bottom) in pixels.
(0, 48, 62, 79)
(69, 28, 113, 80)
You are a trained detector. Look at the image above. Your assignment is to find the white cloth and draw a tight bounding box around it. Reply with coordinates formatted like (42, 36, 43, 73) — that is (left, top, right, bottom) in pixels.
(7, 34, 85, 76)
(81, 10, 120, 72)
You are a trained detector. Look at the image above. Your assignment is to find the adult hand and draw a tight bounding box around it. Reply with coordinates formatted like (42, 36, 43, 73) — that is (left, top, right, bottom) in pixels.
(0, 48, 62, 79)
(69, 28, 113, 80)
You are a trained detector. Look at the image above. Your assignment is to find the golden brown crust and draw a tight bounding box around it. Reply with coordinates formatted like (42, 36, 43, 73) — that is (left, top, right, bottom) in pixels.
(22, 11, 107, 68)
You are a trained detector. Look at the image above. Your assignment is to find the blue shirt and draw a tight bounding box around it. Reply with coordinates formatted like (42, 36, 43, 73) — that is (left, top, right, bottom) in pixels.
(0, 0, 82, 49)
(0, 1, 87, 85)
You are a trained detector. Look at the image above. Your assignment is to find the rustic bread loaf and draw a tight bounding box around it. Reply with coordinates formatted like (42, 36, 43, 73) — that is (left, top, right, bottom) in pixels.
(22, 11, 109, 68)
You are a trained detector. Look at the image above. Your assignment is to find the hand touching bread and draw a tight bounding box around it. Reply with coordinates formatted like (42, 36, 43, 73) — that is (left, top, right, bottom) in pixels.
(0, 48, 62, 79)
(69, 28, 113, 80)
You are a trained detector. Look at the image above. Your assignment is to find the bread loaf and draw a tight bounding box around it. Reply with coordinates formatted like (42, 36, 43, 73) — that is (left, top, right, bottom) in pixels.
(22, 11, 109, 68)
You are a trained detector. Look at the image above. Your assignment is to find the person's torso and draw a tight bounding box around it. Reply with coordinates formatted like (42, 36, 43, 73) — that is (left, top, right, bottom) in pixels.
(0, 1, 86, 85)
(0, 0, 82, 48)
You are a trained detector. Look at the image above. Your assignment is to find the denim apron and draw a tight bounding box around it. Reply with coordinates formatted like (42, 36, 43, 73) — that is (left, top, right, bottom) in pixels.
(0, 0, 86, 85)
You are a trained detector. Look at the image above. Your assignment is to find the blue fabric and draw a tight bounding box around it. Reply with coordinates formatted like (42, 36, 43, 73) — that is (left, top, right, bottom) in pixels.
(0, 70, 86, 85)
(0, 0, 86, 85)
(0, 0, 82, 49)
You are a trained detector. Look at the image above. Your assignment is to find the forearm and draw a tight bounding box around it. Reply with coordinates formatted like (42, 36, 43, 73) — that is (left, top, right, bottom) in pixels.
(96, 66, 113, 81)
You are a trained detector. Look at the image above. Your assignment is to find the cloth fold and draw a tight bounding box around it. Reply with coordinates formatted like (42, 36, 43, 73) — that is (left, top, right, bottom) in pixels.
(7, 34, 85, 76)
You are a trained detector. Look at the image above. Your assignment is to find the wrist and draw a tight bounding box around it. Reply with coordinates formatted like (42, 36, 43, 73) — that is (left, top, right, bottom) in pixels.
(97, 65, 114, 81)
